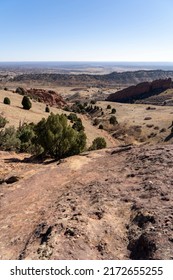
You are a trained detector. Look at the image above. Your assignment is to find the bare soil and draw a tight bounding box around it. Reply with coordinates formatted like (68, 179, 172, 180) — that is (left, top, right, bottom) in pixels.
(0, 144, 173, 260)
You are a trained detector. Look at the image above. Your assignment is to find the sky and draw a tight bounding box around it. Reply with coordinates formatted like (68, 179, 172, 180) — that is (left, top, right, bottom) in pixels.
(0, 0, 173, 62)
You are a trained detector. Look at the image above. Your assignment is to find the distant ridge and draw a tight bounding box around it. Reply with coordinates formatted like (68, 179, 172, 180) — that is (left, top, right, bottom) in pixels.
(11, 70, 173, 87)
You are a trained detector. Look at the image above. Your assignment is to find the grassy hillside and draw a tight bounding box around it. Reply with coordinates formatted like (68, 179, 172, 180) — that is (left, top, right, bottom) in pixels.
(0, 89, 118, 148)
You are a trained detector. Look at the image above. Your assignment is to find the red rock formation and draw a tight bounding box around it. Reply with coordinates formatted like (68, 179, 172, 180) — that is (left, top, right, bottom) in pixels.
(107, 78, 172, 102)
(26, 88, 66, 107)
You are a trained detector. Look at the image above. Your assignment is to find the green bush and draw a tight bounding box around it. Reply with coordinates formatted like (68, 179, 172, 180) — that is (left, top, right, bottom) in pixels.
(0, 126, 21, 151)
(22, 96, 32, 110)
(17, 123, 35, 152)
(3, 97, 11, 105)
(91, 100, 96, 104)
(72, 118, 84, 131)
(45, 105, 50, 113)
(0, 115, 8, 128)
(34, 113, 86, 159)
(107, 104, 111, 109)
(98, 124, 103, 129)
(16, 87, 26, 95)
(67, 113, 78, 122)
(109, 115, 117, 125)
(89, 137, 106, 150)
(93, 118, 100, 126)
(111, 108, 116, 114)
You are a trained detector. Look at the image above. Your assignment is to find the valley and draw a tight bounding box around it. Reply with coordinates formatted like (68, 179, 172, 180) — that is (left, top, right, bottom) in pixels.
(1, 66, 173, 259)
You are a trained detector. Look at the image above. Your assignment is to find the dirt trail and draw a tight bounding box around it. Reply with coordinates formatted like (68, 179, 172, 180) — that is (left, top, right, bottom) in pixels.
(0, 145, 173, 259)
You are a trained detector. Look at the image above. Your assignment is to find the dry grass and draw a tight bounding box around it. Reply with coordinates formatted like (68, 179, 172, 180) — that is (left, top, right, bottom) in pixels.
(0, 89, 118, 148)
(98, 101, 173, 144)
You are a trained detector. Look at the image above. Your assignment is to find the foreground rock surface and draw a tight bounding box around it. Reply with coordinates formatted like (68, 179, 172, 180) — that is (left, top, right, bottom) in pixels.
(0, 145, 173, 260)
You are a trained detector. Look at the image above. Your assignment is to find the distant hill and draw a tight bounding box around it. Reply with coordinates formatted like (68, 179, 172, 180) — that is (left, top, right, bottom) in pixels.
(9, 70, 173, 87)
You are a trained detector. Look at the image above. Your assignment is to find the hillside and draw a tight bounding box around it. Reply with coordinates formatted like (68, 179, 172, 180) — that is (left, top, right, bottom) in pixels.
(0, 89, 118, 147)
(0, 145, 173, 259)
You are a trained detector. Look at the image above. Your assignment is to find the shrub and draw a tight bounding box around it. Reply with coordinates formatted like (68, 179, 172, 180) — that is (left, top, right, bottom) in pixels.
(0, 126, 21, 151)
(17, 123, 35, 152)
(64, 106, 70, 111)
(107, 104, 111, 109)
(72, 118, 84, 131)
(89, 137, 106, 150)
(111, 108, 116, 114)
(4, 87, 8, 91)
(91, 100, 96, 104)
(0, 115, 8, 128)
(3, 97, 11, 105)
(98, 124, 103, 129)
(109, 116, 117, 125)
(22, 96, 32, 110)
(45, 105, 50, 113)
(16, 87, 26, 95)
(67, 113, 78, 122)
(34, 113, 86, 159)
(93, 118, 100, 126)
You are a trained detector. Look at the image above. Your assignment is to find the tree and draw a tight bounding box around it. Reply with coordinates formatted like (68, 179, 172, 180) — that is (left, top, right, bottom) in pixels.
(3, 97, 11, 105)
(89, 137, 106, 150)
(67, 113, 78, 122)
(72, 118, 84, 131)
(93, 118, 100, 126)
(45, 105, 50, 113)
(99, 124, 103, 129)
(111, 108, 116, 114)
(109, 116, 117, 125)
(22, 96, 32, 110)
(91, 100, 96, 104)
(34, 113, 86, 159)
(16, 87, 26, 95)
(107, 104, 111, 109)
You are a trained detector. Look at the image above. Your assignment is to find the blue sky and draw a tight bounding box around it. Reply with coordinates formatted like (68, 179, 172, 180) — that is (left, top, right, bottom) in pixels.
(0, 0, 173, 62)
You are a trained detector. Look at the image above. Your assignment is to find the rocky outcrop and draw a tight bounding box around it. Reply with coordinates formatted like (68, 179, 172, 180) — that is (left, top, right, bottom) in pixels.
(106, 78, 172, 103)
(27, 88, 66, 107)
(16, 88, 66, 107)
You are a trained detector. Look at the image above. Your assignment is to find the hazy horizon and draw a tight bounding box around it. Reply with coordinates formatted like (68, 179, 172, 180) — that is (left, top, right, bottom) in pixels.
(1, 61, 173, 74)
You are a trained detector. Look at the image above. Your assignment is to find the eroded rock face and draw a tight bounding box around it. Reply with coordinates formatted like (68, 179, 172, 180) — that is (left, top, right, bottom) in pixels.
(106, 78, 172, 103)
(16, 87, 66, 107)
(27, 88, 66, 107)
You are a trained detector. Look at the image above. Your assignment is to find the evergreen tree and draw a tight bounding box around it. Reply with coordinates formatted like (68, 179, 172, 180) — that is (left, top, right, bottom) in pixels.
(22, 96, 32, 110)
(34, 113, 86, 159)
